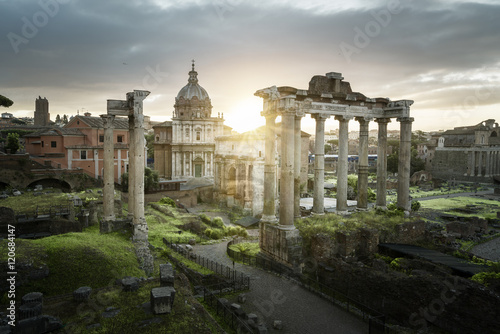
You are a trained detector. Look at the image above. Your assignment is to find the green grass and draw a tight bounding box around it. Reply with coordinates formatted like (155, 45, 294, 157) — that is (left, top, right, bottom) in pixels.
(0, 225, 145, 299)
(419, 197, 500, 219)
(228, 242, 260, 257)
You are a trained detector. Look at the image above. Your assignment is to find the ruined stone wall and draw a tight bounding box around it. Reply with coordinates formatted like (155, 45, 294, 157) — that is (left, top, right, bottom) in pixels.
(431, 150, 469, 180)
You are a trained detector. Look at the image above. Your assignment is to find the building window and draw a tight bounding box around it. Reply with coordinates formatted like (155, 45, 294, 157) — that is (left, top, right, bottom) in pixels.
(51, 141, 56, 148)
(196, 132, 201, 141)
(81, 150, 87, 160)
(41, 141, 44, 147)
(99, 135, 104, 142)
(185, 129, 189, 138)
(117, 135, 123, 143)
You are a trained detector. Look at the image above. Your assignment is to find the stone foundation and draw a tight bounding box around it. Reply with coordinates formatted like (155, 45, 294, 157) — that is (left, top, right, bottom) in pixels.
(259, 222, 302, 268)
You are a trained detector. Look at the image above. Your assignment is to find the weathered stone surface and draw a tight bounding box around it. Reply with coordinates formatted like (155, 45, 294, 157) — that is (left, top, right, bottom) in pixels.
(237, 293, 246, 304)
(150, 286, 176, 315)
(16, 315, 62, 334)
(446, 222, 475, 238)
(21, 292, 43, 306)
(73, 286, 92, 302)
(160, 263, 175, 287)
(273, 320, 283, 330)
(101, 307, 121, 318)
(18, 302, 42, 320)
(121, 277, 140, 292)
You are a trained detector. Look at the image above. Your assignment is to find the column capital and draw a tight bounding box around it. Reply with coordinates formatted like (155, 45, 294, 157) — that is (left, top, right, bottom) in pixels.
(100, 114, 115, 128)
(375, 118, 392, 124)
(260, 110, 278, 119)
(355, 116, 373, 123)
(334, 115, 353, 122)
(295, 110, 305, 119)
(396, 117, 414, 123)
(311, 113, 330, 121)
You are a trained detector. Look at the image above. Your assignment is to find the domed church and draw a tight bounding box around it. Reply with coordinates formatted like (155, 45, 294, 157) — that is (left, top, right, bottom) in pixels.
(153, 61, 229, 179)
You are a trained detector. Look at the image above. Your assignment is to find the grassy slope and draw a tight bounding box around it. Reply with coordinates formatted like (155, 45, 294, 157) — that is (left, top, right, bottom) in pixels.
(419, 197, 500, 219)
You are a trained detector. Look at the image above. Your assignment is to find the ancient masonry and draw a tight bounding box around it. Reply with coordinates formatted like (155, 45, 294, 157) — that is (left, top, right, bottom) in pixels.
(255, 72, 414, 266)
(101, 90, 150, 241)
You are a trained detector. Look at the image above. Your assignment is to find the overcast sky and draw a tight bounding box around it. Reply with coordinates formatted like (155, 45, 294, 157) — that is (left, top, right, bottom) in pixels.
(2, 0, 499, 134)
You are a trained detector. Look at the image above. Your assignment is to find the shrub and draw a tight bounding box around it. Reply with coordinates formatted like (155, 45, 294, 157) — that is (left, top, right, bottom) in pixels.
(159, 197, 176, 208)
(212, 217, 224, 228)
(199, 214, 211, 225)
(411, 200, 421, 212)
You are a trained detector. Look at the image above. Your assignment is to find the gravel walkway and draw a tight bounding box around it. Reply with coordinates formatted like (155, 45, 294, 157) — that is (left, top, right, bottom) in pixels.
(471, 237, 500, 262)
(193, 241, 367, 334)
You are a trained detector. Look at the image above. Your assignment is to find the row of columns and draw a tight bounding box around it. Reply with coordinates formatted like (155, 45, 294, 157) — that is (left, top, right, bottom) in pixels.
(261, 112, 414, 223)
(468, 150, 500, 177)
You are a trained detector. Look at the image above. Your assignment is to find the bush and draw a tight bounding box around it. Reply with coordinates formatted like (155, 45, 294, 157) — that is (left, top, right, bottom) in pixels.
(212, 217, 224, 228)
(199, 214, 211, 225)
(159, 197, 176, 208)
(411, 200, 421, 212)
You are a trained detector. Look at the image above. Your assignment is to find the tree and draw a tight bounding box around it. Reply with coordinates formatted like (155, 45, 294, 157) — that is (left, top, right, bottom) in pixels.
(6, 133, 21, 154)
(56, 114, 61, 123)
(324, 144, 332, 154)
(121, 167, 159, 193)
(0, 95, 13, 108)
(145, 133, 155, 159)
(386, 148, 425, 175)
(63, 114, 68, 124)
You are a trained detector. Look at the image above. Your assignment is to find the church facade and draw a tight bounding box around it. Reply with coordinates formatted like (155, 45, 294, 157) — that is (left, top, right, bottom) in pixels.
(153, 63, 228, 179)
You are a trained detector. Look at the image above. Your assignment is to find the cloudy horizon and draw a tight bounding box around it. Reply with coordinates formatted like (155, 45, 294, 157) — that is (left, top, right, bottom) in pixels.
(2, 0, 499, 134)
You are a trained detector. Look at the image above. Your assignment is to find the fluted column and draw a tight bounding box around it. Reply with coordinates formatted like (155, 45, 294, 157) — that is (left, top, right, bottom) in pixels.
(397, 117, 413, 212)
(336, 115, 351, 214)
(376, 118, 390, 209)
(356, 117, 371, 210)
(261, 112, 277, 223)
(294, 112, 304, 218)
(312, 114, 329, 215)
(279, 105, 296, 227)
(101, 114, 115, 222)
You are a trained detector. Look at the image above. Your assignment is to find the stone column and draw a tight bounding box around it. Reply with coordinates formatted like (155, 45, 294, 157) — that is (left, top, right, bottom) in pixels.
(312, 113, 329, 215)
(293, 113, 303, 218)
(356, 117, 371, 210)
(279, 105, 296, 227)
(128, 116, 135, 219)
(336, 115, 351, 214)
(101, 114, 115, 222)
(485, 151, 491, 177)
(376, 118, 390, 209)
(261, 112, 277, 223)
(470, 151, 476, 176)
(478, 151, 483, 177)
(131, 90, 150, 242)
(397, 117, 414, 212)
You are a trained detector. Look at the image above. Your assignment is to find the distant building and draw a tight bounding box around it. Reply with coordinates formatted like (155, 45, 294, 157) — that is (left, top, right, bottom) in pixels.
(431, 119, 500, 181)
(153, 63, 228, 179)
(34, 96, 50, 126)
(214, 125, 310, 216)
(25, 114, 135, 183)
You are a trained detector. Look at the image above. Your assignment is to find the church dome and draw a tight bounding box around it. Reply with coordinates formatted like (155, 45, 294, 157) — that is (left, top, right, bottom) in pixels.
(176, 62, 210, 101)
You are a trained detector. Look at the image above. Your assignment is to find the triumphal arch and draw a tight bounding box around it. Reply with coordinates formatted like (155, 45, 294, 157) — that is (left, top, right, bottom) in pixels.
(255, 72, 414, 267)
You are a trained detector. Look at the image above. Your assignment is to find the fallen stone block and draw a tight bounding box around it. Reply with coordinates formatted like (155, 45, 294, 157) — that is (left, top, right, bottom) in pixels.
(273, 320, 283, 330)
(237, 293, 247, 304)
(121, 277, 140, 292)
(16, 315, 62, 334)
(73, 286, 92, 302)
(150, 287, 176, 315)
(159, 263, 175, 287)
(21, 292, 43, 306)
(19, 302, 42, 320)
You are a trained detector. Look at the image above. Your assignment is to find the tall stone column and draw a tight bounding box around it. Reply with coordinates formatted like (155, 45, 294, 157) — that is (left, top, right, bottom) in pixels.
(375, 118, 390, 209)
(128, 116, 135, 219)
(478, 151, 483, 177)
(485, 151, 491, 177)
(279, 106, 296, 227)
(470, 151, 476, 176)
(336, 115, 351, 214)
(312, 113, 329, 215)
(294, 112, 304, 218)
(131, 90, 150, 242)
(101, 114, 116, 222)
(261, 112, 277, 223)
(397, 117, 413, 212)
(356, 117, 371, 210)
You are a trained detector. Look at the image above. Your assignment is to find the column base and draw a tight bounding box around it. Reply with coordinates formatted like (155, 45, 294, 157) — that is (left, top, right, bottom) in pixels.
(133, 220, 149, 242)
(311, 211, 325, 216)
(355, 207, 368, 212)
(260, 215, 278, 224)
(336, 210, 348, 216)
(375, 205, 387, 211)
(259, 222, 302, 268)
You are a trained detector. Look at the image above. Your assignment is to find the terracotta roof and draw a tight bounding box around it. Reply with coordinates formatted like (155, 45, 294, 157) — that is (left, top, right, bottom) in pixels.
(69, 115, 129, 129)
(24, 128, 84, 137)
(153, 121, 172, 128)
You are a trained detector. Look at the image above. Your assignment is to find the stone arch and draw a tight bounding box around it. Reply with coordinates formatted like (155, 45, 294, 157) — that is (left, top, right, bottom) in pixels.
(27, 178, 72, 192)
(490, 131, 497, 137)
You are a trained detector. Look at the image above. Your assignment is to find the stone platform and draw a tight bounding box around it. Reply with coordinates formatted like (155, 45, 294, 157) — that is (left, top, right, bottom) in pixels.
(299, 198, 357, 212)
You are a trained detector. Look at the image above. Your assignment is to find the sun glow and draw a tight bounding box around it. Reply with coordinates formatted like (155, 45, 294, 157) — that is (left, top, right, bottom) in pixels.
(225, 96, 265, 134)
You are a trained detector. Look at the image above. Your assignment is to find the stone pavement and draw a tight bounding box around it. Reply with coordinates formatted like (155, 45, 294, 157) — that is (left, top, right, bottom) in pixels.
(193, 241, 367, 334)
(471, 236, 500, 261)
